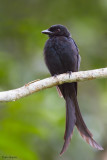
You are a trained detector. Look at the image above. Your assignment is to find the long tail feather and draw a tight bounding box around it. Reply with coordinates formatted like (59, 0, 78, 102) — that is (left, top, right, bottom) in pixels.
(78, 129, 104, 150)
(58, 83, 103, 155)
(75, 102, 93, 137)
(60, 96, 76, 155)
(75, 100, 103, 150)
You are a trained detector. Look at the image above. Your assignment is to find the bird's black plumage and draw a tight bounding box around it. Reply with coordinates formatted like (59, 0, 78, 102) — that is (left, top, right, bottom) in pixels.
(42, 24, 103, 154)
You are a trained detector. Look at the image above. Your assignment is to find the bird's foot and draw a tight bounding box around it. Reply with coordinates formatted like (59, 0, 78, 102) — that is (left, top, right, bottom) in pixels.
(53, 74, 58, 78)
(67, 71, 72, 78)
(25, 79, 40, 86)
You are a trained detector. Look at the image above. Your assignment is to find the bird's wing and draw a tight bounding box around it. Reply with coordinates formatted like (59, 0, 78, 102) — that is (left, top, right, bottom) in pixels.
(77, 54, 81, 71)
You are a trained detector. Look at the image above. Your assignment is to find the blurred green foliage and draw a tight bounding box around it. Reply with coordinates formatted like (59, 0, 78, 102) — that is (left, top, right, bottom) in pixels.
(0, 0, 107, 159)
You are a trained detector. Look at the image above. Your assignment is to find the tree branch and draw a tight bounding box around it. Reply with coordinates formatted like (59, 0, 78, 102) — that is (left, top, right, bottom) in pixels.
(0, 67, 107, 102)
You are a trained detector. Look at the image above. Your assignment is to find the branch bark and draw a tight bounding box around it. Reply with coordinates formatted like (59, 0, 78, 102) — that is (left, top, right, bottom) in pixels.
(0, 67, 107, 102)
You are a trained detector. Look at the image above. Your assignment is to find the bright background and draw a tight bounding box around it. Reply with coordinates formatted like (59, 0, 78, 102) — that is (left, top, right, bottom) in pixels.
(0, 0, 107, 160)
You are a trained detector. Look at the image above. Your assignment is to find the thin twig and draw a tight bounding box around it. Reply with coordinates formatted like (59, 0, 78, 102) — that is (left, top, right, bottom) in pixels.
(0, 67, 107, 102)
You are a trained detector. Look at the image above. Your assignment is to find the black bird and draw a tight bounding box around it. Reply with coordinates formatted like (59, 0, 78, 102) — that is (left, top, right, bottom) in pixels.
(42, 24, 103, 155)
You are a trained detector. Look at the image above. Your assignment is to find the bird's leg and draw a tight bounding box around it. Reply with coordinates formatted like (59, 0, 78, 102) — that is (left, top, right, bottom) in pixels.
(25, 79, 40, 86)
(53, 74, 58, 78)
(67, 71, 72, 78)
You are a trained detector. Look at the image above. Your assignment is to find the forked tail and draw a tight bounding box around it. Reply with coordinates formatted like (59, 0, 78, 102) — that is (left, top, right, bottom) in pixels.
(60, 84, 103, 155)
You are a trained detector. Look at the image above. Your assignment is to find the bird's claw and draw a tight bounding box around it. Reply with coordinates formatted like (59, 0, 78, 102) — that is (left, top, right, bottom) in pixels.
(54, 74, 58, 78)
(67, 71, 72, 78)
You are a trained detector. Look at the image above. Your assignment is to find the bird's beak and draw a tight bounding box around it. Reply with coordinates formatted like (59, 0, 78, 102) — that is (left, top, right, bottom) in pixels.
(42, 29, 53, 35)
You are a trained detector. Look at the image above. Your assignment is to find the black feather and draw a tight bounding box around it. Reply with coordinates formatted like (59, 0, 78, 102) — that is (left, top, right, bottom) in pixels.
(42, 24, 103, 154)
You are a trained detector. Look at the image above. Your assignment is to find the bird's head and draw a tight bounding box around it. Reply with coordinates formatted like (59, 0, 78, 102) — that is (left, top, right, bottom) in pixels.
(42, 24, 70, 37)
